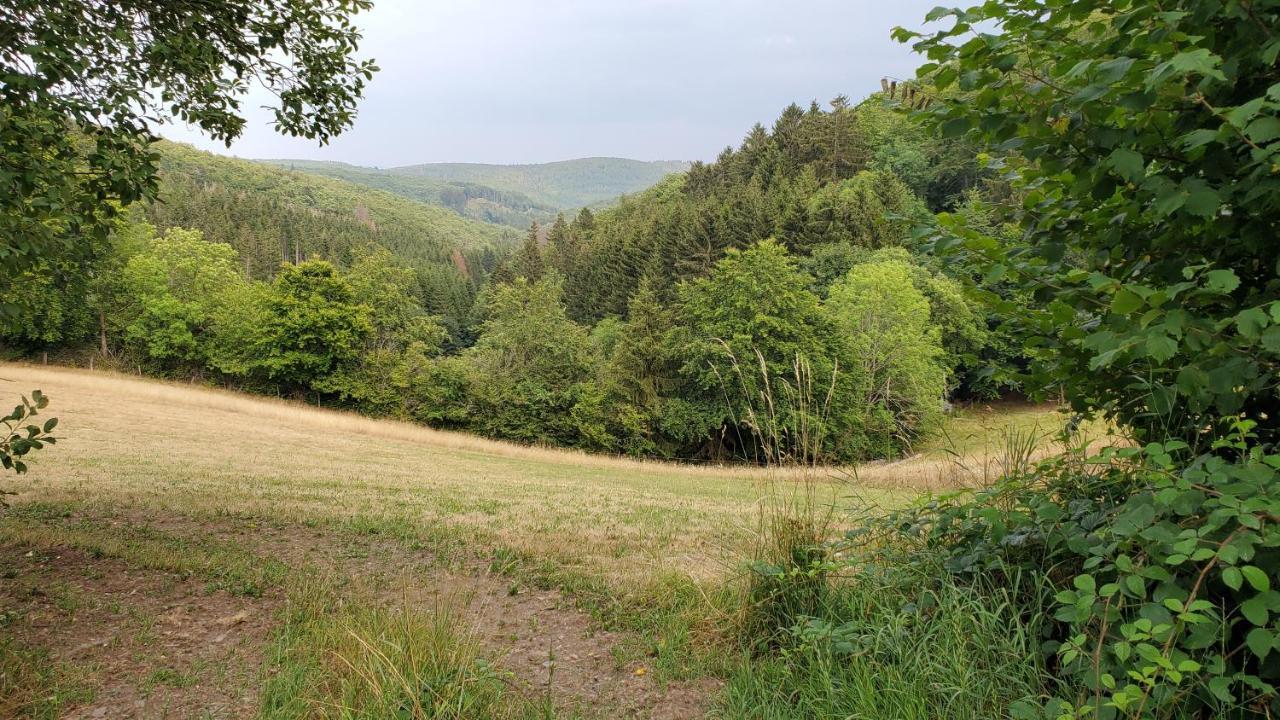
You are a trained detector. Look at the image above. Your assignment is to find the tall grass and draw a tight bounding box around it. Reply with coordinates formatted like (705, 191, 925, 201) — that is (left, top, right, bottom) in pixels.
(716, 565, 1052, 719)
(722, 351, 1051, 718)
(261, 576, 549, 720)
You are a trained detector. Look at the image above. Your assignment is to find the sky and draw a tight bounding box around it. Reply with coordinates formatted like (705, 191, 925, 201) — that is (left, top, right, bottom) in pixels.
(160, 0, 940, 166)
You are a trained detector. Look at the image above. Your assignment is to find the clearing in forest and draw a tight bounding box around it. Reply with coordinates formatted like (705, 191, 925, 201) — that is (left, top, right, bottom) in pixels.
(0, 364, 1072, 718)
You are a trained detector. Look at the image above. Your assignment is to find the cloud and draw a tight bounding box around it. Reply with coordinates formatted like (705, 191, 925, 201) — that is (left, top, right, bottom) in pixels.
(160, 0, 940, 165)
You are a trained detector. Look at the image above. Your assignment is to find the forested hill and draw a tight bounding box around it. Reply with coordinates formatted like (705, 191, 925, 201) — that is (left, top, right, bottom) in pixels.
(4, 96, 1016, 465)
(545, 97, 991, 325)
(255, 159, 562, 229)
(259, 157, 692, 223)
(145, 141, 518, 328)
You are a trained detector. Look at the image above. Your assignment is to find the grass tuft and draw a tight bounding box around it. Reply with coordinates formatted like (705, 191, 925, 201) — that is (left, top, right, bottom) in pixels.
(261, 578, 549, 719)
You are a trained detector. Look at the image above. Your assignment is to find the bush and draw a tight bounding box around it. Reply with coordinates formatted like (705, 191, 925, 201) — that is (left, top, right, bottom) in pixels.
(878, 426, 1280, 718)
(729, 472, 1051, 719)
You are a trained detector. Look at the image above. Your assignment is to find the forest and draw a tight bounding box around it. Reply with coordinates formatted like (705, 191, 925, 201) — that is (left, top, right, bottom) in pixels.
(1, 97, 1012, 464)
(261, 156, 691, 229)
(4, 0, 1280, 717)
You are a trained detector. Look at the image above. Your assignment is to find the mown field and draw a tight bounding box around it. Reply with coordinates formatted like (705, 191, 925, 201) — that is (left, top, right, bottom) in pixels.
(0, 364, 1077, 719)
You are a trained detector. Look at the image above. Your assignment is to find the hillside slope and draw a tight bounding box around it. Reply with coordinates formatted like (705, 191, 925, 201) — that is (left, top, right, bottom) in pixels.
(149, 141, 517, 282)
(386, 157, 692, 209)
(258, 157, 692, 224)
(259, 158, 561, 229)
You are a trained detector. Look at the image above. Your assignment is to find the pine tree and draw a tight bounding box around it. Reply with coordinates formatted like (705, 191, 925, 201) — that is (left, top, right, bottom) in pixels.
(545, 213, 574, 275)
(509, 222, 544, 282)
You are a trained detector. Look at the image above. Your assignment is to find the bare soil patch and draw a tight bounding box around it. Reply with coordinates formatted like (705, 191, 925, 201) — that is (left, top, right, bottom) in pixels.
(0, 544, 277, 719)
(2, 510, 719, 719)
(174, 513, 719, 719)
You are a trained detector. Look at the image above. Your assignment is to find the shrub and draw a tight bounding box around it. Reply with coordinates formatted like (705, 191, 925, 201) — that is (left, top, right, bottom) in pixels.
(879, 426, 1280, 718)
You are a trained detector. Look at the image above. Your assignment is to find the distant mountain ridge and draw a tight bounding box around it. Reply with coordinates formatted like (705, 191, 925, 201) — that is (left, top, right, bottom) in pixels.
(257, 156, 692, 229)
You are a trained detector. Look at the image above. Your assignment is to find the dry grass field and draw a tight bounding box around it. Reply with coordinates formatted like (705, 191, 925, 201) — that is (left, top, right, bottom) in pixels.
(0, 363, 1087, 718)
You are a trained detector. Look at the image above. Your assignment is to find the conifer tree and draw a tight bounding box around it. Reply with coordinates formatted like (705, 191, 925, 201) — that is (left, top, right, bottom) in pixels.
(545, 213, 575, 275)
(509, 222, 545, 282)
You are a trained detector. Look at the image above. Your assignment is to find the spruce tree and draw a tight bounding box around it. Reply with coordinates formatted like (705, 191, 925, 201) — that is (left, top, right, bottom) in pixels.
(545, 213, 574, 275)
(509, 222, 544, 282)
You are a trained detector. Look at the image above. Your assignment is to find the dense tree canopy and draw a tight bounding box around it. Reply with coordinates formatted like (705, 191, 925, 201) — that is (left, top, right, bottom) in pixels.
(903, 0, 1280, 449)
(3, 91, 1007, 464)
(0, 0, 376, 316)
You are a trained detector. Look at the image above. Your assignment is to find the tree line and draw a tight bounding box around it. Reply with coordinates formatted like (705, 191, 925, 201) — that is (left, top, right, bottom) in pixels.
(1, 97, 1020, 463)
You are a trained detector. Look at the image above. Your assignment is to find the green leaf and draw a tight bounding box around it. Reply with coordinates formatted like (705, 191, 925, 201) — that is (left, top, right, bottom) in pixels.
(1109, 148, 1145, 182)
(1245, 116, 1280, 144)
(1242, 566, 1271, 592)
(1112, 288, 1144, 315)
(1154, 187, 1187, 216)
(1241, 596, 1269, 625)
(1205, 269, 1240, 294)
(1246, 628, 1274, 659)
(1095, 56, 1135, 84)
(1223, 566, 1243, 591)
(1146, 334, 1178, 362)
(1262, 326, 1280, 354)
(1184, 187, 1220, 218)
(1237, 308, 1270, 339)
(1182, 128, 1219, 149)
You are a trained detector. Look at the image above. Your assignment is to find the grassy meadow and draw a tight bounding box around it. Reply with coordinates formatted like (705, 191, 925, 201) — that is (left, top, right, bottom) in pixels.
(0, 363, 1083, 718)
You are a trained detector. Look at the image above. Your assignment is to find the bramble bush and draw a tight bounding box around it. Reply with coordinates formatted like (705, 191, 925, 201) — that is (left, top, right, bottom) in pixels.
(878, 425, 1280, 718)
(877, 0, 1280, 715)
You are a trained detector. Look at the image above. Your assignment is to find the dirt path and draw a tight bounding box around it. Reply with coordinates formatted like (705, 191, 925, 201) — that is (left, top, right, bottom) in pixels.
(1, 510, 719, 719)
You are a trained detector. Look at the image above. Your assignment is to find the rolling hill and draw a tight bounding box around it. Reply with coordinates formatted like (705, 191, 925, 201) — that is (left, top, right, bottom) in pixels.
(258, 157, 692, 228)
(143, 141, 521, 327)
(147, 140, 516, 278)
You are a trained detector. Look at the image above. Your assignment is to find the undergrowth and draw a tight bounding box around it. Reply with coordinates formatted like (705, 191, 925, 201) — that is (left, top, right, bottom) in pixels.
(718, 354, 1056, 718)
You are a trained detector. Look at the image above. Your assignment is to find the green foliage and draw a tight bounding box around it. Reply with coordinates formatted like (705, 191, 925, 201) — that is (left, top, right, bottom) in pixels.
(882, 429, 1280, 718)
(117, 227, 252, 371)
(559, 98, 988, 327)
(261, 262, 373, 391)
(0, 263, 96, 349)
(875, 0, 1280, 716)
(0, 0, 376, 316)
(827, 254, 948, 458)
(595, 279, 679, 456)
(464, 277, 605, 447)
(145, 142, 512, 332)
(504, 223, 546, 283)
(316, 245, 448, 412)
(0, 390, 56, 478)
(4, 93, 1014, 465)
(901, 0, 1280, 450)
(674, 240, 836, 461)
(344, 245, 447, 354)
(801, 170, 925, 252)
(721, 564, 1049, 719)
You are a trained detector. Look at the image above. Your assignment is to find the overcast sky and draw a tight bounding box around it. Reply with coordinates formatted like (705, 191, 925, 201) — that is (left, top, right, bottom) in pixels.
(161, 0, 939, 166)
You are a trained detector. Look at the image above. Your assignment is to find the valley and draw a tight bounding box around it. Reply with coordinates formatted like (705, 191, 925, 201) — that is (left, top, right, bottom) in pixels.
(0, 364, 1067, 718)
